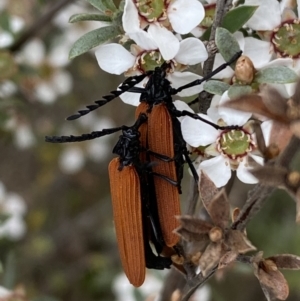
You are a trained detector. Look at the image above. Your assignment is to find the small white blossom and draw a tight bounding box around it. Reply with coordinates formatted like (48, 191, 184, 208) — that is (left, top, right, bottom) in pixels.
(96, 32, 208, 106)
(122, 0, 205, 41)
(181, 93, 266, 187)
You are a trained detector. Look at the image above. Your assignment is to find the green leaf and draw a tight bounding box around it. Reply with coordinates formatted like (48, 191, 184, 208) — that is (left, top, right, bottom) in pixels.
(69, 26, 122, 59)
(216, 27, 241, 69)
(255, 66, 298, 84)
(203, 80, 230, 95)
(228, 85, 253, 99)
(222, 6, 258, 33)
(69, 13, 112, 23)
(87, 0, 117, 13)
(201, 6, 258, 40)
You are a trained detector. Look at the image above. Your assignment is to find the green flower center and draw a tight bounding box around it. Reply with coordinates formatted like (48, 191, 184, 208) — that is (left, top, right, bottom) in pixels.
(135, 0, 167, 22)
(137, 50, 165, 72)
(271, 20, 300, 58)
(201, 4, 215, 28)
(217, 129, 254, 160)
(39, 63, 55, 80)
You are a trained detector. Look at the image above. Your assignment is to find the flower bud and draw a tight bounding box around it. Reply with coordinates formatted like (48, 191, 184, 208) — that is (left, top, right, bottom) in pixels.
(234, 55, 255, 84)
(209, 226, 223, 242)
(263, 259, 278, 271)
(287, 171, 300, 188)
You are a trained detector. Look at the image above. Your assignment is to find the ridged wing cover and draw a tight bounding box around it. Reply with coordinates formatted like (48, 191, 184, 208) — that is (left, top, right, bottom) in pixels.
(108, 158, 145, 287)
(147, 104, 180, 247)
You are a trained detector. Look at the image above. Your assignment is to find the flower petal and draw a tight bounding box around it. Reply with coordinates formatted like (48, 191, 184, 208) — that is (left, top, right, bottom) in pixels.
(122, 0, 141, 33)
(244, 37, 272, 69)
(175, 38, 208, 65)
(128, 30, 157, 51)
(236, 155, 263, 184)
(199, 156, 232, 188)
(168, 0, 205, 34)
(181, 115, 219, 147)
(206, 95, 224, 124)
(21, 38, 45, 66)
(148, 24, 179, 60)
(168, 71, 203, 97)
(35, 82, 57, 104)
(218, 91, 252, 126)
(95, 44, 136, 75)
(245, 0, 281, 30)
(173, 100, 194, 121)
(119, 78, 148, 106)
(212, 53, 235, 79)
(260, 119, 273, 146)
(261, 57, 293, 69)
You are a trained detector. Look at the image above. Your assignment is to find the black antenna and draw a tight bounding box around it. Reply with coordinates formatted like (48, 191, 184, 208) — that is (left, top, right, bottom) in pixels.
(45, 127, 123, 143)
(66, 73, 149, 121)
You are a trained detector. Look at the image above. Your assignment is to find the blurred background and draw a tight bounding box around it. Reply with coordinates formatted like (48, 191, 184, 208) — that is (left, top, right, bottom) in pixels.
(0, 0, 300, 300)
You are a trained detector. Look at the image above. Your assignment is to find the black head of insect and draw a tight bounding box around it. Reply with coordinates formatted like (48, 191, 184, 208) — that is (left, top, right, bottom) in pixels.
(112, 113, 147, 170)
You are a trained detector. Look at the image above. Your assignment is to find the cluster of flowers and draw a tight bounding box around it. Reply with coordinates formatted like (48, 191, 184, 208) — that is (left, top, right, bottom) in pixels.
(88, 0, 299, 188)
(57, 0, 300, 299)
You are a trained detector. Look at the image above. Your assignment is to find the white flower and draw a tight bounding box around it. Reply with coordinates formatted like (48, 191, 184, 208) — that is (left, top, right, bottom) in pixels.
(5, 118, 36, 149)
(59, 147, 85, 174)
(96, 32, 208, 105)
(0, 80, 17, 98)
(121, 0, 205, 64)
(122, 0, 205, 35)
(181, 92, 266, 187)
(0, 183, 27, 241)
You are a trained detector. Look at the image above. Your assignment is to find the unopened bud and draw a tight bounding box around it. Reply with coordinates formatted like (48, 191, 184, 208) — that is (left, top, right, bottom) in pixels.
(265, 143, 280, 160)
(234, 55, 255, 84)
(287, 171, 300, 188)
(209, 226, 223, 242)
(264, 259, 278, 271)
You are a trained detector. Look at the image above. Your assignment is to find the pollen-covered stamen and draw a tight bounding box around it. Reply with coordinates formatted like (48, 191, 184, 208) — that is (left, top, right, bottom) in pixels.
(134, 50, 166, 72)
(216, 128, 256, 160)
(134, 0, 168, 23)
(271, 19, 300, 58)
